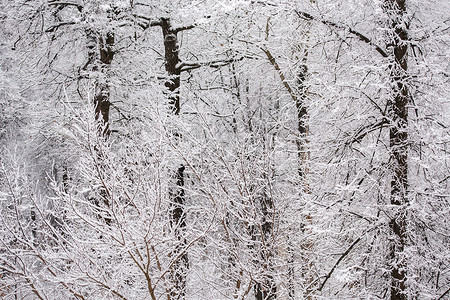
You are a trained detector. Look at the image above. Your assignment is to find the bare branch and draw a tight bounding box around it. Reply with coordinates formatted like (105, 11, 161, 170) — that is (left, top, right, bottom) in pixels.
(349, 118, 389, 144)
(173, 24, 196, 33)
(174, 15, 212, 32)
(438, 288, 450, 300)
(318, 236, 362, 291)
(47, 0, 83, 11)
(134, 14, 161, 29)
(262, 48, 299, 103)
(178, 56, 247, 72)
(250, 0, 278, 6)
(45, 21, 77, 32)
(295, 10, 388, 58)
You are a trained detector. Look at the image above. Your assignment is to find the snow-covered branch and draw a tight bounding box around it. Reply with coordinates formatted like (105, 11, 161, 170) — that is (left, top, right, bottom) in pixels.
(295, 10, 388, 58)
(45, 21, 77, 32)
(47, 0, 83, 11)
(177, 55, 246, 72)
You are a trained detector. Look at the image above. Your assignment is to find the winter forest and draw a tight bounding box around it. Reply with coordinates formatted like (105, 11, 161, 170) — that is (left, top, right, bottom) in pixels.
(0, 0, 449, 299)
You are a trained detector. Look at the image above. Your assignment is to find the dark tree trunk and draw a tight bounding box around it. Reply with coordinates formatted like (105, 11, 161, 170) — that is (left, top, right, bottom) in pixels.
(296, 65, 310, 181)
(253, 192, 277, 300)
(383, 1, 409, 299)
(263, 33, 313, 298)
(246, 144, 277, 300)
(161, 18, 181, 115)
(296, 64, 314, 300)
(94, 30, 114, 137)
(251, 226, 277, 300)
(82, 25, 116, 226)
(85, 27, 114, 137)
(160, 17, 188, 300)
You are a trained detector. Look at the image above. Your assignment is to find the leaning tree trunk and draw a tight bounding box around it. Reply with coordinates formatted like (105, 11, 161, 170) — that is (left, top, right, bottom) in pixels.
(383, 1, 409, 299)
(160, 17, 188, 300)
(262, 18, 313, 298)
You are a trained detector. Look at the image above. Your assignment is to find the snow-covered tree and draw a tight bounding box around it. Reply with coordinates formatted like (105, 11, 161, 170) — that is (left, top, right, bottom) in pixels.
(0, 0, 448, 299)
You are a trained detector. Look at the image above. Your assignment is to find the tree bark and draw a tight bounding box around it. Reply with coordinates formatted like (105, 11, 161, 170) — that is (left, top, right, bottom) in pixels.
(85, 27, 114, 137)
(160, 17, 188, 300)
(253, 191, 277, 300)
(84, 20, 115, 226)
(296, 64, 315, 300)
(383, 1, 409, 299)
(262, 45, 312, 300)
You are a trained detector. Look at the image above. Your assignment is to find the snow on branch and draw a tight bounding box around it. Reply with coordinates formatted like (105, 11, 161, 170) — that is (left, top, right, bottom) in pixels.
(173, 23, 196, 33)
(45, 21, 77, 32)
(172, 16, 211, 32)
(262, 47, 299, 103)
(295, 10, 388, 58)
(177, 56, 246, 72)
(135, 15, 211, 32)
(47, 0, 83, 11)
(348, 118, 389, 144)
(318, 236, 362, 291)
(133, 14, 162, 29)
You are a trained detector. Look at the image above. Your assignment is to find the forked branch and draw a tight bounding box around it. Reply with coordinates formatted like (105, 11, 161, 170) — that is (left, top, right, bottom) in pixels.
(135, 15, 197, 32)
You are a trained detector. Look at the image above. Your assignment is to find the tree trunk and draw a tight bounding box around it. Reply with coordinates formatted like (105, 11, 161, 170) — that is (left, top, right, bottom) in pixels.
(383, 1, 409, 299)
(84, 26, 115, 225)
(296, 65, 310, 182)
(296, 64, 315, 300)
(253, 191, 277, 300)
(160, 17, 188, 300)
(85, 27, 114, 137)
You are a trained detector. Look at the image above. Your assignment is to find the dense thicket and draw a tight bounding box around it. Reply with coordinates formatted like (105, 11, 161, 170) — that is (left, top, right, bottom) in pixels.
(1, 1, 448, 299)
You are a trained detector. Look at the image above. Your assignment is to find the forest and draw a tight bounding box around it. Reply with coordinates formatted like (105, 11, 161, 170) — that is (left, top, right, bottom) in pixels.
(0, 0, 449, 299)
